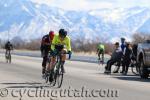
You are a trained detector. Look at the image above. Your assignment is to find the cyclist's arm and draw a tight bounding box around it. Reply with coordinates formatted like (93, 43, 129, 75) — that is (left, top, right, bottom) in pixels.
(66, 37, 71, 51)
(97, 48, 99, 53)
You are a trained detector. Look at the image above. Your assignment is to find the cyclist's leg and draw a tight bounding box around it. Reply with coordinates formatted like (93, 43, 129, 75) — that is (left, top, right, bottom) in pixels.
(47, 56, 56, 71)
(61, 49, 67, 73)
(102, 51, 104, 62)
(5, 49, 8, 56)
(9, 50, 11, 57)
(100, 53, 102, 60)
(98, 51, 100, 60)
(42, 50, 48, 74)
(42, 56, 46, 74)
(45, 56, 56, 81)
(5, 49, 9, 60)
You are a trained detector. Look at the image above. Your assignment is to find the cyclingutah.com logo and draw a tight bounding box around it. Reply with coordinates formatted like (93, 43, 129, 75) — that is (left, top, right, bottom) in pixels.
(0, 86, 119, 100)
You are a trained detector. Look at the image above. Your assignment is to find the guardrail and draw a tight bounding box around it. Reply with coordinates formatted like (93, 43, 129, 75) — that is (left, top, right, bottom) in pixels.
(0, 49, 109, 63)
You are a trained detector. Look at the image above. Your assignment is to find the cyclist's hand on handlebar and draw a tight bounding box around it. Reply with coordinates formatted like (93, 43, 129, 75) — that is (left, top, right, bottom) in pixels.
(51, 50, 57, 56)
(68, 51, 72, 59)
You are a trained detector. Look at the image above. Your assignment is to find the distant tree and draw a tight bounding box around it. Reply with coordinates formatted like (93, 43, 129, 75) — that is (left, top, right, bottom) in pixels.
(11, 36, 25, 49)
(132, 33, 150, 44)
(24, 39, 41, 50)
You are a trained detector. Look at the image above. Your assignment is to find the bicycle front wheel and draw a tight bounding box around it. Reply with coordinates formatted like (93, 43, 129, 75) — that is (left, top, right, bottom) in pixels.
(56, 66, 64, 88)
(9, 54, 11, 63)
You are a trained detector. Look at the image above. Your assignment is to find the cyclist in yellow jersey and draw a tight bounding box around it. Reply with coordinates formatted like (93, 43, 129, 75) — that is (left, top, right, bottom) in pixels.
(97, 42, 105, 62)
(47, 29, 72, 74)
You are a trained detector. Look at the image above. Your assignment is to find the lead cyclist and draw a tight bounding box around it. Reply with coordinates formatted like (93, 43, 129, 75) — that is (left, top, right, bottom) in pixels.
(46, 29, 72, 82)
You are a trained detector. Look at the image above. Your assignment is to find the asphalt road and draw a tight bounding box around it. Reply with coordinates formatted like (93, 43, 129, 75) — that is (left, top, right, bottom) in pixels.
(0, 54, 150, 100)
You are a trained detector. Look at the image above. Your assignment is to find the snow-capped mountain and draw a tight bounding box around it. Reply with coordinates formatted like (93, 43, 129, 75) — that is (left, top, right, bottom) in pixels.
(0, 0, 150, 43)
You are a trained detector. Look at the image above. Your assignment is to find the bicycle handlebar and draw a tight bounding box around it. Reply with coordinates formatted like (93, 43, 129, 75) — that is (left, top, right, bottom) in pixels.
(58, 52, 72, 59)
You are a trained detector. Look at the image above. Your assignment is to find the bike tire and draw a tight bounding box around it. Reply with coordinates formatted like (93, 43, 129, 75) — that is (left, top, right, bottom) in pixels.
(9, 54, 11, 63)
(56, 65, 64, 88)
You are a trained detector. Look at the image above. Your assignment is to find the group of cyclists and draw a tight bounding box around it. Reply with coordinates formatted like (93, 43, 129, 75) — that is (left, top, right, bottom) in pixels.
(3, 29, 138, 80)
(40, 29, 72, 81)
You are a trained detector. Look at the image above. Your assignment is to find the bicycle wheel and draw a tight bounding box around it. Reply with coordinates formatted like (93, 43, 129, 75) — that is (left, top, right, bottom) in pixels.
(5, 53, 8, 63)
(56, 65, 64, 88)
(97, 60, 100, 65)
(49, 71, 56, 87)
(9, 54, 11, 63)
(45, 75, 49, 83)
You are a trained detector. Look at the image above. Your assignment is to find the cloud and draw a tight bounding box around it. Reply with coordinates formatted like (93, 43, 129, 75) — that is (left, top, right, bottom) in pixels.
(31, 0, 113, 10)
(31, 0, 54, 4)
(31, 0, 150, 11)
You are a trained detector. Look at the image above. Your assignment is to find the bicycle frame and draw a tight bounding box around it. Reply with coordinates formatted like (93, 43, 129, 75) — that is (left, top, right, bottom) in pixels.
(53, 52, 69, 88)
(5, 50, 11, 63)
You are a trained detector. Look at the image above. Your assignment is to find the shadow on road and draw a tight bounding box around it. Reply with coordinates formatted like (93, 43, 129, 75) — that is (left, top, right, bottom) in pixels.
(96, 72, 150, 83)
(112, 75, 150, 82)
(0, 82, 50, 88)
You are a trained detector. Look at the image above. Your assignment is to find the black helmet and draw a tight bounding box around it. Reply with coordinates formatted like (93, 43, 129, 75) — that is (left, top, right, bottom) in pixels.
(59, 29, 67, 38)
(7, 41, 10, 44)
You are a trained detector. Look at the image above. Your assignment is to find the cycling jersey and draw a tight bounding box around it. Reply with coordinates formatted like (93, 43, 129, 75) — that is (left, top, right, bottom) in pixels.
(51, 34, 71, 51)
(5, 43, 13, 50)
(41, 35, 51, 45)
(40, 34, 52, 53)
(97, 44, 105, 51)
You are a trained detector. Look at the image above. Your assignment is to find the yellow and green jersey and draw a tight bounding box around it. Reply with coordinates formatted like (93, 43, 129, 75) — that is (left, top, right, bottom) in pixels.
(51, 34, 71, 51)
(97, 44, 105, 51)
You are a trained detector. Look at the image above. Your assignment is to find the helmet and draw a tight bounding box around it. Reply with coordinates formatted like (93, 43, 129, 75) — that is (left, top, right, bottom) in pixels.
(7, 41, 10, 44)
(59, 29, 67, 38)
(49, 31, 54, 40)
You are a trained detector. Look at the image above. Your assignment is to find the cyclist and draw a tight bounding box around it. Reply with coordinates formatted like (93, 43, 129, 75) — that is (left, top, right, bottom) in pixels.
(97, 42, 105, 63)
(47, 29, 72, 81)
(104, 42, 123, 74)
(5, 41, 13, 57)
(40, 31, 55, 77)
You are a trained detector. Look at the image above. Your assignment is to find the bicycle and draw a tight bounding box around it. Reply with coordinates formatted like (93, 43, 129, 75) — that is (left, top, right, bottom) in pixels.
(98, 57, 104, 66)
(97, 52, 104, 66)
(5, 50, 11, 63)
(45, 51, 70, 88)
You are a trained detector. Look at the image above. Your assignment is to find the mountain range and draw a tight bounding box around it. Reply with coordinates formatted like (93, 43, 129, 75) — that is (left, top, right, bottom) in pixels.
(0, 0, 150, 43)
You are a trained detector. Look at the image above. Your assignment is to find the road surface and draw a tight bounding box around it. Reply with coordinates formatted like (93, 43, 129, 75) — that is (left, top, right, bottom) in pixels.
(0, 54, 150, 100)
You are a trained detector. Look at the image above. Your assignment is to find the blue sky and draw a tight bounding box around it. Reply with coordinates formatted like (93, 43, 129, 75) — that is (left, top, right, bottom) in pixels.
(31, 0, 150, 10)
